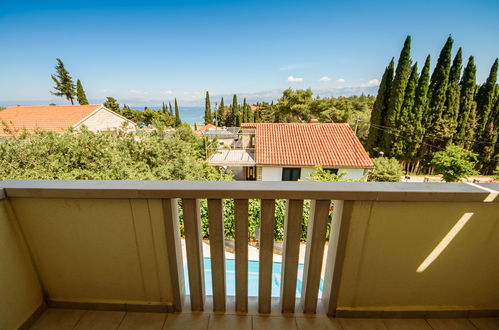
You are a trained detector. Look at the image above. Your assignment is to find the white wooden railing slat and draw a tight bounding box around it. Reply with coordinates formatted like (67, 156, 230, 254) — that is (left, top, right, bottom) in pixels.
(234, 199, 249, 312)
(301, 200, 331, 313)
(280, 199, 304, 313)
(258, 199, 275, 313)
(161, 198, 185, 312)
(207, 199, 226, 312)
(182, 198, 205, 311)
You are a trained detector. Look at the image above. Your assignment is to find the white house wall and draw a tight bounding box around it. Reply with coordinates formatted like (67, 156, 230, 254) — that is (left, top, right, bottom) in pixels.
(260, 166, 368, 181)
(74, 108, 135, 133)
(261, 167, 282, 181)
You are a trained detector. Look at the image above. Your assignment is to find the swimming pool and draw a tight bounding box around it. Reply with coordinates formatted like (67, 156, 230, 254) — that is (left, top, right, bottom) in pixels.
(185, 258, 324, 298)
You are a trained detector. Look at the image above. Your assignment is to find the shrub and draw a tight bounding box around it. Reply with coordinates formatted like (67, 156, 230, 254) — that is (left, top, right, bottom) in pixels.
(431, 145, 478, 182)
(370, 157, 404, 182)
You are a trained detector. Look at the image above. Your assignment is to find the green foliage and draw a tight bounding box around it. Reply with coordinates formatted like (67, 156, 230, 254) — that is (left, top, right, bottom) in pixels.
(455, 56, 477, 144)
(180, 198, 319, 242)
(366, 59, 394, 154)
(392, 63, 418, 159)
(475, 59, 498, 140)
(50, 58, 76, 104)
(427, 36, 453, 129)
(433, 48, 462, 141)
(275, 88, 314, 122)
(382, 36, 411, 154)
(204, 91, 212, 124)
(308, 166, 363, 182)
(174, 98, 181, 127)
(431, 145, 478, 182)
(493, 166, 499, 181)
(103, 97, 120, 112)
(76, 79, 88, 105)
(0, 127, 232, 181)
(370, 157, 404, 182)
(370, 37, 497, 175)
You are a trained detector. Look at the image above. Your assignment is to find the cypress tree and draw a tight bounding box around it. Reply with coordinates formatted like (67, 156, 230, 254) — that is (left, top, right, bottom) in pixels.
(174, 98, 181, 127)
(455, 57, 477, 145)
(480, 96, 499, 172)
(426, 36, 453, 129)
(406, 55, 431, 164)
(366, 58, 394, 155)
(204, 91, 212, 124)
(381, 36, 411, 154)
(230, 94, 239, 127)
(76, 79, 88, 105)
(169, 102, 173, 115)
(392, 63, 419, 160)
(51, 58, 76, 104)
(433, 48, 462, 141)
(217, 97, 225, 126)
(475, 58, 498, 140)
(475, 59, 499, 168)
(242, 98, 248, 122)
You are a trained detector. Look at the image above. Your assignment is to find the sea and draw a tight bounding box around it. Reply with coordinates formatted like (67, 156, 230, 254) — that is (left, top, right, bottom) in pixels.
(131, 106, 204, 125)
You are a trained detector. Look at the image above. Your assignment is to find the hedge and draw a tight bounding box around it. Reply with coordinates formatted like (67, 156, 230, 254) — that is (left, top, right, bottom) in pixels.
(178, 199, 333, 242)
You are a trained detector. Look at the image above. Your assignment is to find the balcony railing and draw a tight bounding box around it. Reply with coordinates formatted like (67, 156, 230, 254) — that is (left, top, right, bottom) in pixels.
(0, 180, 498, 329)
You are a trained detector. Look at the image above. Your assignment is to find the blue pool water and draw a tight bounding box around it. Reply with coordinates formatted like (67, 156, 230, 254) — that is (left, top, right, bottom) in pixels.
(185, 258, 324, 298)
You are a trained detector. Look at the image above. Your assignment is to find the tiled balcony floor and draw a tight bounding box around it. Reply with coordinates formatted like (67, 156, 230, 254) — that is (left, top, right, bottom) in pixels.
(30, 308, 499, 330)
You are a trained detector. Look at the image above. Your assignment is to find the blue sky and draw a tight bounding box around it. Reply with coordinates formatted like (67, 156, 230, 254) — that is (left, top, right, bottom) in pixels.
(1, 0, 498, 106)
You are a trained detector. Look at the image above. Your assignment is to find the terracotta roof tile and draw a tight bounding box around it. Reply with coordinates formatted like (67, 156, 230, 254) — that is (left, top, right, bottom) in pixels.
(0, 104, 101, 136)
(241, 123, 373, 168)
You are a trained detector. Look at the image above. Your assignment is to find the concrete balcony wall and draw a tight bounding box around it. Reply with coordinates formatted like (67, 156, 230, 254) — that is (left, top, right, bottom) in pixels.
(9, 197, 174, 309)
(0, 199, 43, 330)
(336, 200, 499, 314)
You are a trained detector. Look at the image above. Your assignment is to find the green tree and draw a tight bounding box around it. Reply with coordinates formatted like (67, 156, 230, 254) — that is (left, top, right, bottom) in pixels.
(431, 48, 462, 144)
(229, 94, 240, 126)
(406, 55, 431, 167)
(381, 36, 411, 154)
(174, 98, 181, 127)
(455, 56, 477, 145)
(204, 91, 212, 124)
(50, 58, 76, 104)
(370, 157, 404, 182)
(103, 97, 120, 113)
(76, 79, 89, 105)
(275, 88, 314, 122)
(366, 59, 394, 155)
(426, 36, 453, 129)
(242, 98, 250, 123)
(216, 97, 225, 126)
(392, 63, 418, 160)
(475, 59, 498, 142)
(0, 127, 232, 181)
(431, 144, 478, 182)
(169, 102, 173, 115)
(479, 96, 499, 172)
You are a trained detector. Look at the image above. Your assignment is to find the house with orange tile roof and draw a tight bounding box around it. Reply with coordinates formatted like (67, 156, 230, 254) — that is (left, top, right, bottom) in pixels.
(0, 104, 137, 137)
(208, 122, 373, 181)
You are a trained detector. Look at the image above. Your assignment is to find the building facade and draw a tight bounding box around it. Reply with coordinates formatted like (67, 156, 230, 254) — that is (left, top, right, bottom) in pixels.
(208, 122, 373, 181)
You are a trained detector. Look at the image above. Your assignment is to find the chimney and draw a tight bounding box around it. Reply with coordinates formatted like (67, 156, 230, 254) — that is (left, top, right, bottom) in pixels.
(309, 119, 319, 123)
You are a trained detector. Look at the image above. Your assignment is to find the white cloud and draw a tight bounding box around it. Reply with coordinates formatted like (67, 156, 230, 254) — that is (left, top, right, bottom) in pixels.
(367, 79, 380, 86)
(280, 64, 301, 71)
(287, 76, 303, 82)
(336, 78, 346, 83)
(319, 76, 331, 81)
(162, 90, 173, 95)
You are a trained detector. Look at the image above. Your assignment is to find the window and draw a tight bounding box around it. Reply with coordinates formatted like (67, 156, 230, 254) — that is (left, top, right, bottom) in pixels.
(282, 168, 301, 181)
(324, 168, 338, 175)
